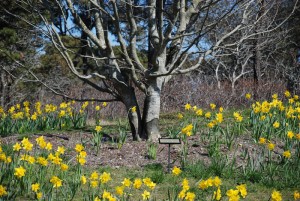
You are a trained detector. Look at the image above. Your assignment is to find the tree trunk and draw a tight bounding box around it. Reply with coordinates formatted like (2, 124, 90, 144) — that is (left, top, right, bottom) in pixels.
(0, 69, 10, 109)
(114, 82, 143, 141)
(253, 0, 265, 100)
(0, 69, 4, 108)
(121, 87, 143, 141)
(142, 77, 164, 141)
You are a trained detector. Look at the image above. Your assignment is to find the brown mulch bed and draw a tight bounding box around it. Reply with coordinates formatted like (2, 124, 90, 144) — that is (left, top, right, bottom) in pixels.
(0, 131, 286, 171)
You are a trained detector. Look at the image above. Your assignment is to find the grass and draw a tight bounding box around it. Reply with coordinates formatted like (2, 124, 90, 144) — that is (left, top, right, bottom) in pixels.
(63, 164, 297, 200)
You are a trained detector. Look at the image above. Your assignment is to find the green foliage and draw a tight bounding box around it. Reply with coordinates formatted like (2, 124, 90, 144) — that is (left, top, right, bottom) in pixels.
(0, 101, 89, 137)
(147, 142, 158, 160)
(184, 161, 209, 180)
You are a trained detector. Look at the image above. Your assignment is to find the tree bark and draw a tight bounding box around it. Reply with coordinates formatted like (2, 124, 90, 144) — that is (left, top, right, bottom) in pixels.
(142, 77, 164, 141)
(0, 69, 4, 108)
(114, 82, 143, 141)
(253, 0, 265, 100)
(122, 88, 143, 141)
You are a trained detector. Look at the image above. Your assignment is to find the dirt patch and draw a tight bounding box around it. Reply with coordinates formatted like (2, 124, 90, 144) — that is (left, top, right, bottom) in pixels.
(0, 131, 285, 171)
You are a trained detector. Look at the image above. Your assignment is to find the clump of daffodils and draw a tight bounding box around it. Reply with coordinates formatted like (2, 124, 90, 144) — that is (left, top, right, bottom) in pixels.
(181, 124, 193, 136)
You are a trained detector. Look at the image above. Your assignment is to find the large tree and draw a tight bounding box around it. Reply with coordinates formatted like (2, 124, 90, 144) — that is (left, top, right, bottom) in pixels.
(6, 0, 298, 141)
(0, 0, 43, 109)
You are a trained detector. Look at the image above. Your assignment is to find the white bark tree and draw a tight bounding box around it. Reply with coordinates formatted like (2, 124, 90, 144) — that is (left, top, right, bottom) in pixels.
(7, 0, 298, 141)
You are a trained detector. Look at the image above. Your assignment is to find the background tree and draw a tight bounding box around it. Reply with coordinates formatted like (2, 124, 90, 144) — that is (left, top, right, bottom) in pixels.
(0, 0, 42, 109)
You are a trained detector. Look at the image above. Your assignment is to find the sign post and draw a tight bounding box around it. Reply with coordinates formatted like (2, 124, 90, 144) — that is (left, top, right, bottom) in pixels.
(158, 138, 181, 173)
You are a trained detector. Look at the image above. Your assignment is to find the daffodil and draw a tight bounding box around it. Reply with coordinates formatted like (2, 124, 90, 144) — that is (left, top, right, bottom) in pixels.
(45, 142, 52, 151)
(205, 112, 211, 119)
(142, 190, 150, 200)
(272, 94, 278, 99)
(177, 113, 184, 119)
(14, 166, 26, 179)
(60, 102, 68, 109)
(198, 180, 209, 190)
(233, 112, 243, 122)
(100, 172, 111, 184)
(172, 166, 182, 176)
(226, 189, 240, 201)
(21, 138, 33, 151)
(283, 150, 291, 159)
(185, 103, 191, 110)
(216, 112, 223, 123)
(90, 171, 99, 180)
(285, 90, 291, 98)
(178, 190, 186, 199)
(77, 155, 86, 166)
(36, 192, 42, 200)
(219, 107, 224, 112)
(81, 175, 87, 185)
(236, 184, 247, 198)
(185, 192, 196, 201)
(287, 131, 294, 139)
(115, 186, 124, 196)
(0, 185, 8, 197)
(259, 137, 266, 144)
(273, 121, 280, 129)
(245, 93, 251, 99)
(75, 144, 84, 153)
(213, 176, 222, 187)
(95, 125, 102, 132)
(94, 196, 101, 201)
(50, 176, 62, 188)
(58, 110, 66, 118)
(122, 178, 131, 187)
(210, 103, 216, 110)
(90, 180, 98, 188)
(56, 146, 65, 155)
(268, 143, 275, 151)
(213, 188, 222, 200)
(181, 124, 193, 136)
(95, 105, 101, 111)
(13, 143, 22, 151)
(196, 109, 203, 116)
(37, 156, 48, 166)
(294, 191, 300, 200)
(60, 163, 69, 171)
(182, 178, 190, 191)
(271, 190, 282, 201)
(31, 183, 40, 193)
(133, 178, 142, 189)
(131, 106, 137, 113)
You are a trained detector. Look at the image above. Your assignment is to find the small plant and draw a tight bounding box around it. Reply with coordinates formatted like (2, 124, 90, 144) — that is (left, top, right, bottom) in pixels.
(147, 142, 158, 160)
(149, 170, 165, 184)
(207, 137, 220, 157)
(92, 125, 103, 154)
(209, 154, 230, 177)
(117, 130, 127, 149)
(117, 119, 128, 149)
(220, 124, 237, 150)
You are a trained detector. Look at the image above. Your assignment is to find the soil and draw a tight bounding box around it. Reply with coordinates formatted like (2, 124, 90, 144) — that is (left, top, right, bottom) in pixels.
(0, 130, 286, 171)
